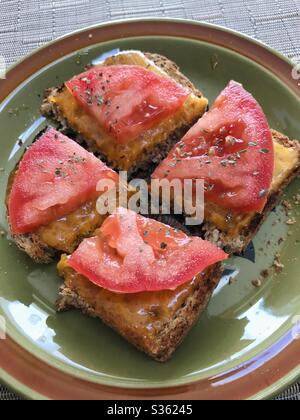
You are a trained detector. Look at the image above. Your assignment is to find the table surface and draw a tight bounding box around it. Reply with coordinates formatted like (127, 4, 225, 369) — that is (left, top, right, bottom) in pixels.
(0, 0, 299, 401)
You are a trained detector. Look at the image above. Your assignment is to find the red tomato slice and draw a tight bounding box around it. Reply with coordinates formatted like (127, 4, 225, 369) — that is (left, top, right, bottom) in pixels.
(68, 207, 227, 293)
(152, 81, 274, 213)
(65, 65, 189, 144)
(9, 128, 118, 235)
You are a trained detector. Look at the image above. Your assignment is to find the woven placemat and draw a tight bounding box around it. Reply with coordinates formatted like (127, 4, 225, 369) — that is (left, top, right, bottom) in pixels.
(0, 0, 299, 400)
(1, 0, 300, 67)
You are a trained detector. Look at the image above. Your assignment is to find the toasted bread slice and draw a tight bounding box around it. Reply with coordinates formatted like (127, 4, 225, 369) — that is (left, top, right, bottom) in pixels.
(6, 130, 122, 264)
(57, 257, 222, 362)
(41, 51, 208, 175)
(201, 130, 300, 253)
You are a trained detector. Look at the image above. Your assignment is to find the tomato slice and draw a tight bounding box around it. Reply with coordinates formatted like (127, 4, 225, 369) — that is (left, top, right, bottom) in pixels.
(68, 207, 227, 293)
(65, 65, 189, 144)
(9, 128, 118, 235)
(152, 81, 274, 213)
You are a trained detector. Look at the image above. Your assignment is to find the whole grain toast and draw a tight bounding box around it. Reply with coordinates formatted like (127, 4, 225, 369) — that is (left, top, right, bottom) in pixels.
(41, 51, 207, 176)
(56, 260, 223, 362)
(201, 129, 300, 253)
(5, 132, 116, 264)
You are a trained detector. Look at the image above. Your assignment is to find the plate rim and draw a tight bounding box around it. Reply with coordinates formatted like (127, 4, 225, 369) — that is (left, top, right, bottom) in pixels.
(1, 17, 299, 103)
(0, 17, 299, 400)
(1, 330, 300, 400)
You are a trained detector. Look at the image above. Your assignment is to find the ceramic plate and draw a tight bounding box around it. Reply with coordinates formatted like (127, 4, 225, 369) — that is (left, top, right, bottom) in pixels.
(0, 19, 299, 400)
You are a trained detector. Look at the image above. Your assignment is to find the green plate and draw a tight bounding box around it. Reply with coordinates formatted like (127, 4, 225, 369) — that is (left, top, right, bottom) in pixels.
(0, 19, 299, 400)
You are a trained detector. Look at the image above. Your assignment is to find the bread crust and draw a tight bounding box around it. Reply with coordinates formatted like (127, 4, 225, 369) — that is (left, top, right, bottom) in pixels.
(10, 228, 57, 263)
(56, 264, 223, 362)
(41, 52, 206, 177)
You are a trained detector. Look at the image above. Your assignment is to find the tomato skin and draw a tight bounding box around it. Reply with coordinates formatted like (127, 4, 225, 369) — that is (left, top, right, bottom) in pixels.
(9, 128, 118, 235)
(68, 207, 227, 293)
(65, 65, 189, 144)
(152, 81, 274, 213)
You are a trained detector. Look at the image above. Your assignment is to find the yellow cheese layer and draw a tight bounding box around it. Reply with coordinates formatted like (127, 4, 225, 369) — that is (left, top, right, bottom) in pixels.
(38, 200, 105, 254)
(272, 141, 299, 188)
(37, 186, 135, 253)
(57, 255, 211, 346)
(48, 52, 208, 171)
(204, 139, 299, 236)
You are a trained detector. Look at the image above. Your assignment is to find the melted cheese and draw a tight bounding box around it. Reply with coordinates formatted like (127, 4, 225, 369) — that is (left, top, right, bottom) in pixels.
(49, 52, 208, 171)
(38, 186, 135, 252)
(104, 50, 172, 77)
(38, 200, 105, 253)
(58, 255, 212, 346)
(272, 141, 299, 188)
